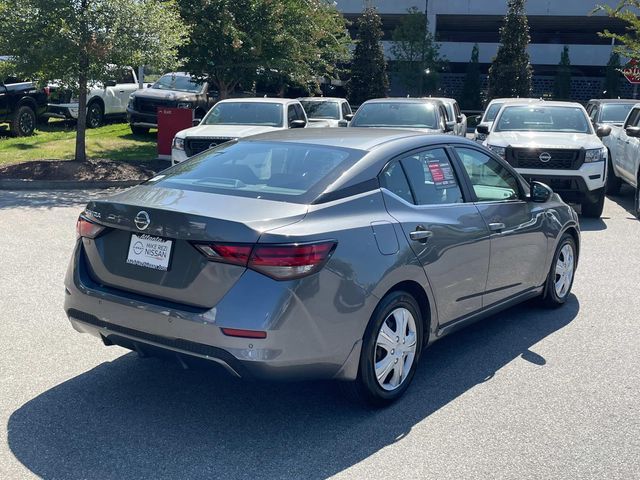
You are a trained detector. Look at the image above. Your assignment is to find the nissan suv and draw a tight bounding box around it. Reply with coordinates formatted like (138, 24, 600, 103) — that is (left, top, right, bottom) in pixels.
(480, 101, 611, 217)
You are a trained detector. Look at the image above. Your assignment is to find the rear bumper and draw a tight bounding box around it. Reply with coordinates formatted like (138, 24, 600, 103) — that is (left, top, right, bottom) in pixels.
(63, 242, 363, 381)
(46, 103, 79, 120)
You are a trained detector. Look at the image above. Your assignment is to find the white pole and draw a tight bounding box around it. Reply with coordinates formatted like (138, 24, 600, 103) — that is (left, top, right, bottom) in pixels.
(138, 65, 144, 89)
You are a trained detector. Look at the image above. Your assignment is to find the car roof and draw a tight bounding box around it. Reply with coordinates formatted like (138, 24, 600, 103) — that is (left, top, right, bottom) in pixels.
(430, 97, 457, 103)
(242, 127, 469, 151)
(488, 97, 540, 105)
(361, 97, 444, 105)
(298, 97, 346, 102)
(217, 97, 298, 105)
(587, 98, 639, 104)
(500, 100, 584, 108)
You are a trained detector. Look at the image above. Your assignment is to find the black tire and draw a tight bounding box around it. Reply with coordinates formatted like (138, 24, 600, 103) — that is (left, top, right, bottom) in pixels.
(541, 233, 577, 308)
(605, 156, 622, 195)
(86, 101, 104, 128)
(10, 105, 36, 136)
(581, 188, 605, 218)
(634, 183, 640, 220)
(341, 291, 424, 407)
(130, 125, 150, 135)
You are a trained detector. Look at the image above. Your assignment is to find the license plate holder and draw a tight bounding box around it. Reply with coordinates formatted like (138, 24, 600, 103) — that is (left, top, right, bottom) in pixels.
(126, 233, 173, 271)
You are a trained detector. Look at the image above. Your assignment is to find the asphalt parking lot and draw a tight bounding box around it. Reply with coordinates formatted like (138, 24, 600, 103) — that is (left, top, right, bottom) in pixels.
(0, 188, 639, 480)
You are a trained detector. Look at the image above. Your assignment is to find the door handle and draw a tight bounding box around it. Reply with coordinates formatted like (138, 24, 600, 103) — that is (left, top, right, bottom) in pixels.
(409, 228, 433, 242)
(489, 222, 506, 232)
(118, 90, 125, 93)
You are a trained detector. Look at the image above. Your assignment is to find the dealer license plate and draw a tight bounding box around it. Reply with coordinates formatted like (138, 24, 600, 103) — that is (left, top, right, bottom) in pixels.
(126, 234, 173, 271)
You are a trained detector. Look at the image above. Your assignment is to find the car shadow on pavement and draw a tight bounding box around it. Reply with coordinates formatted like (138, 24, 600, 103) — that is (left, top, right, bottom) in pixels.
(606, 185, 638, 220)
(7, 296, 579, 480)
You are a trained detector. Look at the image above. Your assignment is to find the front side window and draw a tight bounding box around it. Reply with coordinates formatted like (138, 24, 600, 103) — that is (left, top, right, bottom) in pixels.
(483, 102, 504, 122)
(495, 106, 591, 134)
(341, 102, 352, 117)
(399, 148, 463, 205)
(154, 141, 363, 203)
(624, 108, 640, 128)
(351, 102, 438, 129)
(455, 147, 520, 202)
(117, 69, 135, 84)
(203, 102, 283, 127)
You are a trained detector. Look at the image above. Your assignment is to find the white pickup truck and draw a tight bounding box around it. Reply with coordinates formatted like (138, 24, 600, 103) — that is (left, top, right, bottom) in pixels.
(47, 67, 140, 128)
(480, 101, 612, 217)
(603, 103, 640, 217)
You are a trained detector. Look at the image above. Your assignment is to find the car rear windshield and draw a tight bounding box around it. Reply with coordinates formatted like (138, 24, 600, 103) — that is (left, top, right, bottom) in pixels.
(495, 106, 591, 133)
(153, 141, 365, 203)
(300, 101, 340, 120)
(600, 103, 635, 123)
(351, 102, 437, 129)
(152, 74, 202, 93)
(203, 102, 283, 127)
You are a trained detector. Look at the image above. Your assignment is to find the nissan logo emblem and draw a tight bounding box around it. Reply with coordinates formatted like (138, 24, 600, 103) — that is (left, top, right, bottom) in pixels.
(539, 152, 552, 163)
(134, 211, 151, 231)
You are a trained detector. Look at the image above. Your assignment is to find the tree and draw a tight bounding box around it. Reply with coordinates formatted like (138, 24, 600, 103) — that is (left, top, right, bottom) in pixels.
(604, 52, 622, 98)
(553, 46, 572, 100)
(390, 7, 444, 96)
(177, 0, 351, 99)
(595, 1, 640, 61)
(488, 0, 533, 99)
(461, 44, 482, 110)
(347, 7, 389, 105)
(0, 0, 186, 162)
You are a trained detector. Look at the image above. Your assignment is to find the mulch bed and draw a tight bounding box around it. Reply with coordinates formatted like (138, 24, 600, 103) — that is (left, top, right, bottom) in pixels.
(0, 159, 170, 181)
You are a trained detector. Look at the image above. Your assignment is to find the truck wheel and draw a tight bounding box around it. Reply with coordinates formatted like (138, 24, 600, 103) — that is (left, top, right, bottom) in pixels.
(130, 125, 149, 135)
(581, 188, 605, 218)
(87, 102, 104, 128)
(605, 157, 622, 195)
(10, 105, 36, 136)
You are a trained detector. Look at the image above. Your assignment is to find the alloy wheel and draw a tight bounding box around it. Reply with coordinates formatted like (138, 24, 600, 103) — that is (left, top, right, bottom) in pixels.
(554, 244, 575, 298)
(374, 307, 417, 391)
(19, 110, 34, 135)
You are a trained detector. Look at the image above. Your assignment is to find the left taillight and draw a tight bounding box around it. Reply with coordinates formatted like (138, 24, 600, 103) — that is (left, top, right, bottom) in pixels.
(194, 241, 337, 280)
(76, 215, 106, 239)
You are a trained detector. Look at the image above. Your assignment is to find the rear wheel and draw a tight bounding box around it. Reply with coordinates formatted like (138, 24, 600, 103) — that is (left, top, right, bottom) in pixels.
(581, 188, 605, 218)
(86, 101, 104, 128)
(635, 182, 640, 219)
(542, 234, 577, 308)
(342, 291, 423, 407)
(605, 156, 622, 195)
(10, 105, 36, 136)
(130, 125, 150, 135)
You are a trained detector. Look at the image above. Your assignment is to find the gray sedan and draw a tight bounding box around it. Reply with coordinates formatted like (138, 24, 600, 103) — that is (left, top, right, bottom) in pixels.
(64, 128, 580, 406)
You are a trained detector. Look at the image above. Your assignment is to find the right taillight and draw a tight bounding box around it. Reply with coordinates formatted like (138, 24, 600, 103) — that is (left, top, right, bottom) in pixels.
(194, 241, 337, 280)
(76, 215, 105, 239)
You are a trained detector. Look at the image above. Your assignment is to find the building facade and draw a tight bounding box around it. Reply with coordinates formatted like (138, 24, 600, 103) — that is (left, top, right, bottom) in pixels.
(336, 0, 632, 102)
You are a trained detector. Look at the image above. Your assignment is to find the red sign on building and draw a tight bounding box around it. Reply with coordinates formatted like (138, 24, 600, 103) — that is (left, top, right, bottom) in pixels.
(157, 108, 193, 159)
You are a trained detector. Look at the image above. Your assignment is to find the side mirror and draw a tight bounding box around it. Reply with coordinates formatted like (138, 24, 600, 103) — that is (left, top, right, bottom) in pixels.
(624, 126, 640, 138)
(104, 80, 117, 87)
(596, 125, 612, 138)
(456, 114, 463, 123)
(529, 181, 553, 203)
(290, 119, 306, 129)
(193, 119, 202, 126)
(445, 121, 456, 132)
(476, 124, 490, 135)
(344, 113, 354, 122)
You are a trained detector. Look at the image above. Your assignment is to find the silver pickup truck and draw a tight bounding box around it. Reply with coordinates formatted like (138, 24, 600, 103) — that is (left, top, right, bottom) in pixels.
(602, 102, 640, 218)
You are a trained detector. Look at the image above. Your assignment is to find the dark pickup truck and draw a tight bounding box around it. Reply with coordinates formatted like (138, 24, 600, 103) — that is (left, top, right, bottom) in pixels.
(0, 78, 48, 136)
(127, 72, 216, 134)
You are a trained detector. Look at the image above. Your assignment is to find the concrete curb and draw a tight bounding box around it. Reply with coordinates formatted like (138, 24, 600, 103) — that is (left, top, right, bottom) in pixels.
(0, 179, 145, 190)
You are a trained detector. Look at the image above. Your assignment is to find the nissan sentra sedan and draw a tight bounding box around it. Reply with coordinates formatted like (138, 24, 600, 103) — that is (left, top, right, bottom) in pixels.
(65, 129, 580, 406)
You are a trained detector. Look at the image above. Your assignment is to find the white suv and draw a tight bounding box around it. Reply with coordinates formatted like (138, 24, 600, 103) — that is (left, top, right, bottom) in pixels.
(172, 98, 307, 164)
(480, 101, 611, 217)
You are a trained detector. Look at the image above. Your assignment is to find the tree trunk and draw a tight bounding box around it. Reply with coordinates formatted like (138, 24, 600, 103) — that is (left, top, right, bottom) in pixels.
(75, 65, 88, 162)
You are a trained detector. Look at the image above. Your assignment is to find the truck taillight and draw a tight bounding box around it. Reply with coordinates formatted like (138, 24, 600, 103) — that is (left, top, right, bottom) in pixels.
(194, 241, 337, 280)
(76, 215, 105, 239)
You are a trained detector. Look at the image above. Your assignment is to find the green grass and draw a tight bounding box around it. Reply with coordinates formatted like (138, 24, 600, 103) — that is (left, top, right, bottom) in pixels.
(0, 121, 157, 167)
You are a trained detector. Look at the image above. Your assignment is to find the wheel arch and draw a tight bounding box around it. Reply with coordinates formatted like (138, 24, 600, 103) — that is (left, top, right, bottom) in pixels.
(379, 280, 433, 347)
(15, 96, 37, 113)
(87, 96, 105, 110)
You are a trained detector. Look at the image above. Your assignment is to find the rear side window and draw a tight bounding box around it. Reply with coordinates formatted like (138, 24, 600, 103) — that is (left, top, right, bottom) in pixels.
(156, 141, 364, 203)
(399, 148, 463, 205)
(379, 161, 414, 204)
